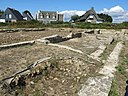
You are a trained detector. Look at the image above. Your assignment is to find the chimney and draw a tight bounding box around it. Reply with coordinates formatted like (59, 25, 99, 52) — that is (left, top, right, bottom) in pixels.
(91, 7, 94, 10)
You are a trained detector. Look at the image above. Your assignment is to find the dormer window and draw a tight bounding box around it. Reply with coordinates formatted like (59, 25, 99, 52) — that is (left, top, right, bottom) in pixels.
(9, 14, 12, 18)
(47, 15, 50, 18)
(53, 16, 55, 19)
(52, 14, 55, 19)
(40, 15, 43, 18)
(89, 14, 94, 19)
(40, 14, 44, 18)
(46, 13, 50, 18)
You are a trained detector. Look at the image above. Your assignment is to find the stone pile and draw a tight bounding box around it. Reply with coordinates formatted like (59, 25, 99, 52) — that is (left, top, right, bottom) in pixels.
(0, 57, 51, 92)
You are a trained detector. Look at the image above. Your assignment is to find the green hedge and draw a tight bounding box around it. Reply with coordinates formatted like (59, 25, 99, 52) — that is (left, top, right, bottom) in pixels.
(0, 20, 128, 29)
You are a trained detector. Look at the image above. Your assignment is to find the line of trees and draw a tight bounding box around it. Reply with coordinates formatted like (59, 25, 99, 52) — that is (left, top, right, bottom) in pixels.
(97, 13, 113, 23)
(70, 15, 80, 22)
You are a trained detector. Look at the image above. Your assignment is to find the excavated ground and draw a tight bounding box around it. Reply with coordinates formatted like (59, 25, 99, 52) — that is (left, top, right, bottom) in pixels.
(0, 28, 84, 45)
(0, 28, 127, 96)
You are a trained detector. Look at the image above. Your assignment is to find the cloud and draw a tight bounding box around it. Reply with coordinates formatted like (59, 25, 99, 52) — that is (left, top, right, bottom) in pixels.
(109, 6, 124, 13)
(59, 6, 128, 23)
(99, 5, 128, 23)
(59, 10, 85, 21)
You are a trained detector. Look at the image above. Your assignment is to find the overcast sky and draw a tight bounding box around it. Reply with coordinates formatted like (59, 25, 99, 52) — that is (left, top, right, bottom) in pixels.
(0, 0, 128, 23)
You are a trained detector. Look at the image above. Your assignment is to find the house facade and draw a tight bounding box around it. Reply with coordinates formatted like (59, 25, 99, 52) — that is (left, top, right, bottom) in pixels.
(78, 7, 104, 23)
(0, 8, 23, 23)
(23, 10, 34, 21)
(0, 8, 34, 23)
(36, 11, 63, 24)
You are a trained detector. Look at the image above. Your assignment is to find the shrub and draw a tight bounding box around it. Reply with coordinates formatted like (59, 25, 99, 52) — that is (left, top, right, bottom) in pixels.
(0, 22, 8, 26)
(51, 21, 63, 24)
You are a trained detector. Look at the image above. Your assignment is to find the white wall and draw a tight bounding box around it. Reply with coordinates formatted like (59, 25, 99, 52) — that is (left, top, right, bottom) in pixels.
(0, 19, 5, 23)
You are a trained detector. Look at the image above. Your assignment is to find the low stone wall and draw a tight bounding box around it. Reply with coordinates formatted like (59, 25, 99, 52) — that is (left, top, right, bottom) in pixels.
(84, 29, 101, 34)
(67, 32, 82, 39)
(78, 42, 124, 96)
(48, 43, 83, 54)
(89, 45, 106, 61)
(0, 33, 82, 50)
(0, 28, 45, 33)
(36, 35, 68, 44)
(0, 41, 35, 50)
(37, 32, 83, 44)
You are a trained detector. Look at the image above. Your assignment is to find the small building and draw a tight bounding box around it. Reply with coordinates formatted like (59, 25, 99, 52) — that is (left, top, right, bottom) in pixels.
(0, 8, 23, 22)
(36, 11, 63, 24)
(23, 10, 34, 21)
(78, 7, 104, 23)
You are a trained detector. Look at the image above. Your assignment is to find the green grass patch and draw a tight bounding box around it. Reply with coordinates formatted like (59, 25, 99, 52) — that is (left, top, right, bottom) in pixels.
(109, 79, 119, 96)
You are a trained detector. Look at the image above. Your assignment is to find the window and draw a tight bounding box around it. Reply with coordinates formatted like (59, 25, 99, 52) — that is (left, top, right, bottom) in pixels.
(90, 13, 94, 16)
(5, 14, 8, 18)
(47, 15, 49, 18)
(52, 14, 55, 19)
(40, 13, 44, 18)
(46, 13, 50, 18)
(40, 15, 43, 18)
(9, 14, 12, 18)
(89, 14, 94, 19)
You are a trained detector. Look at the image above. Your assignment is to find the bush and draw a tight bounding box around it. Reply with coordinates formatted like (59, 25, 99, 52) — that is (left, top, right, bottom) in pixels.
(0, 20, 128, 29)
(7, 20, 43, 28)
(0, 22, 8, 26)
(51, 21, 63, 24)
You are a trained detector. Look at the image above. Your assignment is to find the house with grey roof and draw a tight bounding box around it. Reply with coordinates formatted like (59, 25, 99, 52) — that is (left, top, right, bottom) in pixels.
(78, 7, 104, 23)
(36, 11, 63, 24)
(0, 8, 23, 22)
(23, 10, 34, 21)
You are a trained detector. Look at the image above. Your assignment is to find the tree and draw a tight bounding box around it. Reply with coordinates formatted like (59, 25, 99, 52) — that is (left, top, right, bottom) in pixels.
(97, 13, 113, 23)
(0, 10, 4, 17)
(71, 15, 80, 22)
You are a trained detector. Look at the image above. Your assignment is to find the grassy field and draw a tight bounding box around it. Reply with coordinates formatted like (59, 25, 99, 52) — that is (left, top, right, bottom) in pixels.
(0, 20, 128, 29)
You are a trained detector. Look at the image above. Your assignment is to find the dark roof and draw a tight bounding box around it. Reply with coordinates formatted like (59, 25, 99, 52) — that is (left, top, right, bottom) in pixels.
(39, 11, 57, 15)
(23, 10, 33, 18)
(8, 8, 23, 20)
(23, 10, 33, 20)
(79, 7, 103, 21)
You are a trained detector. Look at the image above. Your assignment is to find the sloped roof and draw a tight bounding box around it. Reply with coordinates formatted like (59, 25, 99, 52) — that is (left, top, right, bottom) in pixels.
(8, 8, 23, 20)
(79, 7, 103, 21)
(39, 11, 57, 15)
(23, 10, 33, 19)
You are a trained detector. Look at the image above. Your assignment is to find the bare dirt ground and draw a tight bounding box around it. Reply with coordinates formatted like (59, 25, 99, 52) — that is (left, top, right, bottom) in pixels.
(0, 28, 128, 96)
(0, 28, 84, 45)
